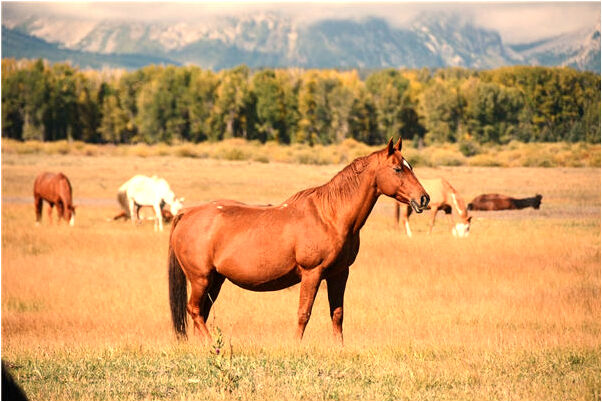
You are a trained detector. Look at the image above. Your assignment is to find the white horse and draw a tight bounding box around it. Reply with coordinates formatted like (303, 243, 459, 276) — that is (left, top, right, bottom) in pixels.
(117, 175, 184, 231)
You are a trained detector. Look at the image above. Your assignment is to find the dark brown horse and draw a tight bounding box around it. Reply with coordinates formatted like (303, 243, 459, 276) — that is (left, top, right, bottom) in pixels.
(113, 204, 174, 223)
(33, 172, 75, 226)
(467, 193, 542, 211)
(168, 138, 430, 344)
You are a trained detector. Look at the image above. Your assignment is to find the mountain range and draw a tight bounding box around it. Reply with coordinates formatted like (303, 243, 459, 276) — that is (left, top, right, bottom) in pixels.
(2, 12, 600, 72)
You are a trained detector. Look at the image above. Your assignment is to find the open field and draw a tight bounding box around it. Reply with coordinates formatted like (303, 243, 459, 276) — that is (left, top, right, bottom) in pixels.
(2, 151, 600, 400)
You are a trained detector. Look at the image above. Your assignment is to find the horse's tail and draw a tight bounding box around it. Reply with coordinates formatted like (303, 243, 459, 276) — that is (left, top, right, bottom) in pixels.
(168, 212, 188, 339)
(116, 189, 130, 218)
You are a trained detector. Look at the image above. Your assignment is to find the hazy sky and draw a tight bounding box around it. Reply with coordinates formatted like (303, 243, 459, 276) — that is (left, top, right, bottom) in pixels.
(3, 1, 600, 44)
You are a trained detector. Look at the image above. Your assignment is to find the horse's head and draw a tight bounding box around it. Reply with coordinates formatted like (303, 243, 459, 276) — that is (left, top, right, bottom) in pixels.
(376, 138, 429, 213)
(534, 194, 543, 209)
(67, 205, 76, 226)
(166, 196, 184, 216)
(452, 216, 472, 238)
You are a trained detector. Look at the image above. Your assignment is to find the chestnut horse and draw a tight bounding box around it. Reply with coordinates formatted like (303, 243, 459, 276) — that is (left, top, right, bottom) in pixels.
(168, 138, 430, 344)
(468, 193, 542, 211)
(395, 177, 471, 238)
(33, 172, 75, 226)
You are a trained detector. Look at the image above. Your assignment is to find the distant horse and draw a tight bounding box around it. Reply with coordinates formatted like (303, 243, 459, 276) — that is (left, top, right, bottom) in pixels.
(117, 175, 184, 231)
(395, 177, 471, 238)
(113, 205, 174, 223)
(168, 138, 430, 344)
(33, 172, 75, 226)
(468, 194, 543, 211)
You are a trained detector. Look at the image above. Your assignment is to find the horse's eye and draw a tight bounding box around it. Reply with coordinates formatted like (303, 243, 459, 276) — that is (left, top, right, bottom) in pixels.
(393, 166, 403, 173)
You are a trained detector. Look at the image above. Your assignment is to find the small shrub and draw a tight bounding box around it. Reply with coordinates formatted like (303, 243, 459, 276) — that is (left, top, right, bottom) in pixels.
(175, 144, 198, 158)
(430, 148, 465, 166)
(467, 154, 504, 167)
(216, 147, 249, 161)
(253, 155, 270, 163)
(459, 140, 481, 157)
(131, 144, 152, 158)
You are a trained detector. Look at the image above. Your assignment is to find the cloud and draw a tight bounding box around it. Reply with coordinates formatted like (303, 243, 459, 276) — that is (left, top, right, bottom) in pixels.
(3, 1, 600, 43)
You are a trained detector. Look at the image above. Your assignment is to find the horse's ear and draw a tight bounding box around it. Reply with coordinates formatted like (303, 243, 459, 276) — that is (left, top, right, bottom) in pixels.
(387, 138, 395, 156)
(395, 137, 402, 151)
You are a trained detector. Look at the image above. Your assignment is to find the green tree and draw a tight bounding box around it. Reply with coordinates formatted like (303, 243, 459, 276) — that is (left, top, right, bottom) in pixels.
(366, 69, 413, 141)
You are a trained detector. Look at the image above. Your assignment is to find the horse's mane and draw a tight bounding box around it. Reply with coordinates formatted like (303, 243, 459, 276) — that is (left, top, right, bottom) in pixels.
(57, 173, 73, 196)
(285, 150, 379, 215)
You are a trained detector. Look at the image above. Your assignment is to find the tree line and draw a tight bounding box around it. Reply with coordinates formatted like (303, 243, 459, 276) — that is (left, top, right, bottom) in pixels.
(2, 58, 600, 146)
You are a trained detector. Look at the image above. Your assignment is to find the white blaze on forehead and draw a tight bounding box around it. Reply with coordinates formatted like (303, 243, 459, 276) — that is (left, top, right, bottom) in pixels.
(403, 159, 412, 170)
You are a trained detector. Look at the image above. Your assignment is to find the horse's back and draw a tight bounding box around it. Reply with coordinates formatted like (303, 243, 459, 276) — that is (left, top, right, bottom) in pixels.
(171, 201, 315, 290)
(418, 178, 448, 205)
(123, 175, 175, 206)
(34, 172, 71, 201)
(468, 194, 514, 210)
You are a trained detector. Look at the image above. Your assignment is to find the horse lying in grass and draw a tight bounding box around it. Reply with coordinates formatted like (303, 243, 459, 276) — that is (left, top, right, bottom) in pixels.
(33, 172, 76, 226)
(395, 177, 472, 238)
(467, 193, 543, 211)
(168, 138, 430, 345)
(117, 175, 184, 231)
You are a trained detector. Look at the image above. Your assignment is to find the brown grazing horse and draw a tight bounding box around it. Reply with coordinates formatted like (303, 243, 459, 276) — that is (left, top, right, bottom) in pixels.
(33, 172, 75, 226)
(468, 193, 542, 211)
(395, 177, 471, 237)
(168, 138, 430, 344)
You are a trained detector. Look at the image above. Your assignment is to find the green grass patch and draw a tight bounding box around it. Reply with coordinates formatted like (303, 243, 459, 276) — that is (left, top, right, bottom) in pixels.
(3, 344, 599, 400)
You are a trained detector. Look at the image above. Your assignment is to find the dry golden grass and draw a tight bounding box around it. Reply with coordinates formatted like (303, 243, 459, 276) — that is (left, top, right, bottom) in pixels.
(2, 138, 600, 167)
(1, 151, 600, 400)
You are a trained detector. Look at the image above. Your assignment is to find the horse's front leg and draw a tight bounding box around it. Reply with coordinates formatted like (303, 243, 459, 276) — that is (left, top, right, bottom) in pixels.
(295, 268, 323, 342)
(326, 268, 349, 346)
(34, 196, 43, 225)
(427, 208, 438, 234)
(153, 203, 163, 231)
(128, 198, 137, 226)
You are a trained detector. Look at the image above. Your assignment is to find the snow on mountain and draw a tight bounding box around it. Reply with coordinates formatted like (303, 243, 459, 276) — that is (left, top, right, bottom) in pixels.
(511, 22, 600, 72)
(2, 11, 599, 72)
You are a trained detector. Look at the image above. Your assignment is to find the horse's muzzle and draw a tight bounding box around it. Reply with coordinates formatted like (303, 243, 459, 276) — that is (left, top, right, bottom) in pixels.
(410, 194, 430, 214)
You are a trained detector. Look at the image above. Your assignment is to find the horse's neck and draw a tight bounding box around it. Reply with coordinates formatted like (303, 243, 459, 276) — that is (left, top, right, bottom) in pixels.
(514, 197, 535, 209)
(319, 164, 379, 235)
(449, 190, 468, 218)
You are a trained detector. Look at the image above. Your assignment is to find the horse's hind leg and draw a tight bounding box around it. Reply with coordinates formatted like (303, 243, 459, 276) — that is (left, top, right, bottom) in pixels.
(56, 201, 65, 224)
(187, 274, 214, 341)
(326, 268, 349, 346)
(47, 202, 54, 224)
(202, 272, 226, 323)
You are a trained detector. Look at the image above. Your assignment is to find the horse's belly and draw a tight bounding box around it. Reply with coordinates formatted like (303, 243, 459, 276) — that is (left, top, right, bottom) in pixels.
(226, 268, 301, 292)
(215, 247, 299, 290)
